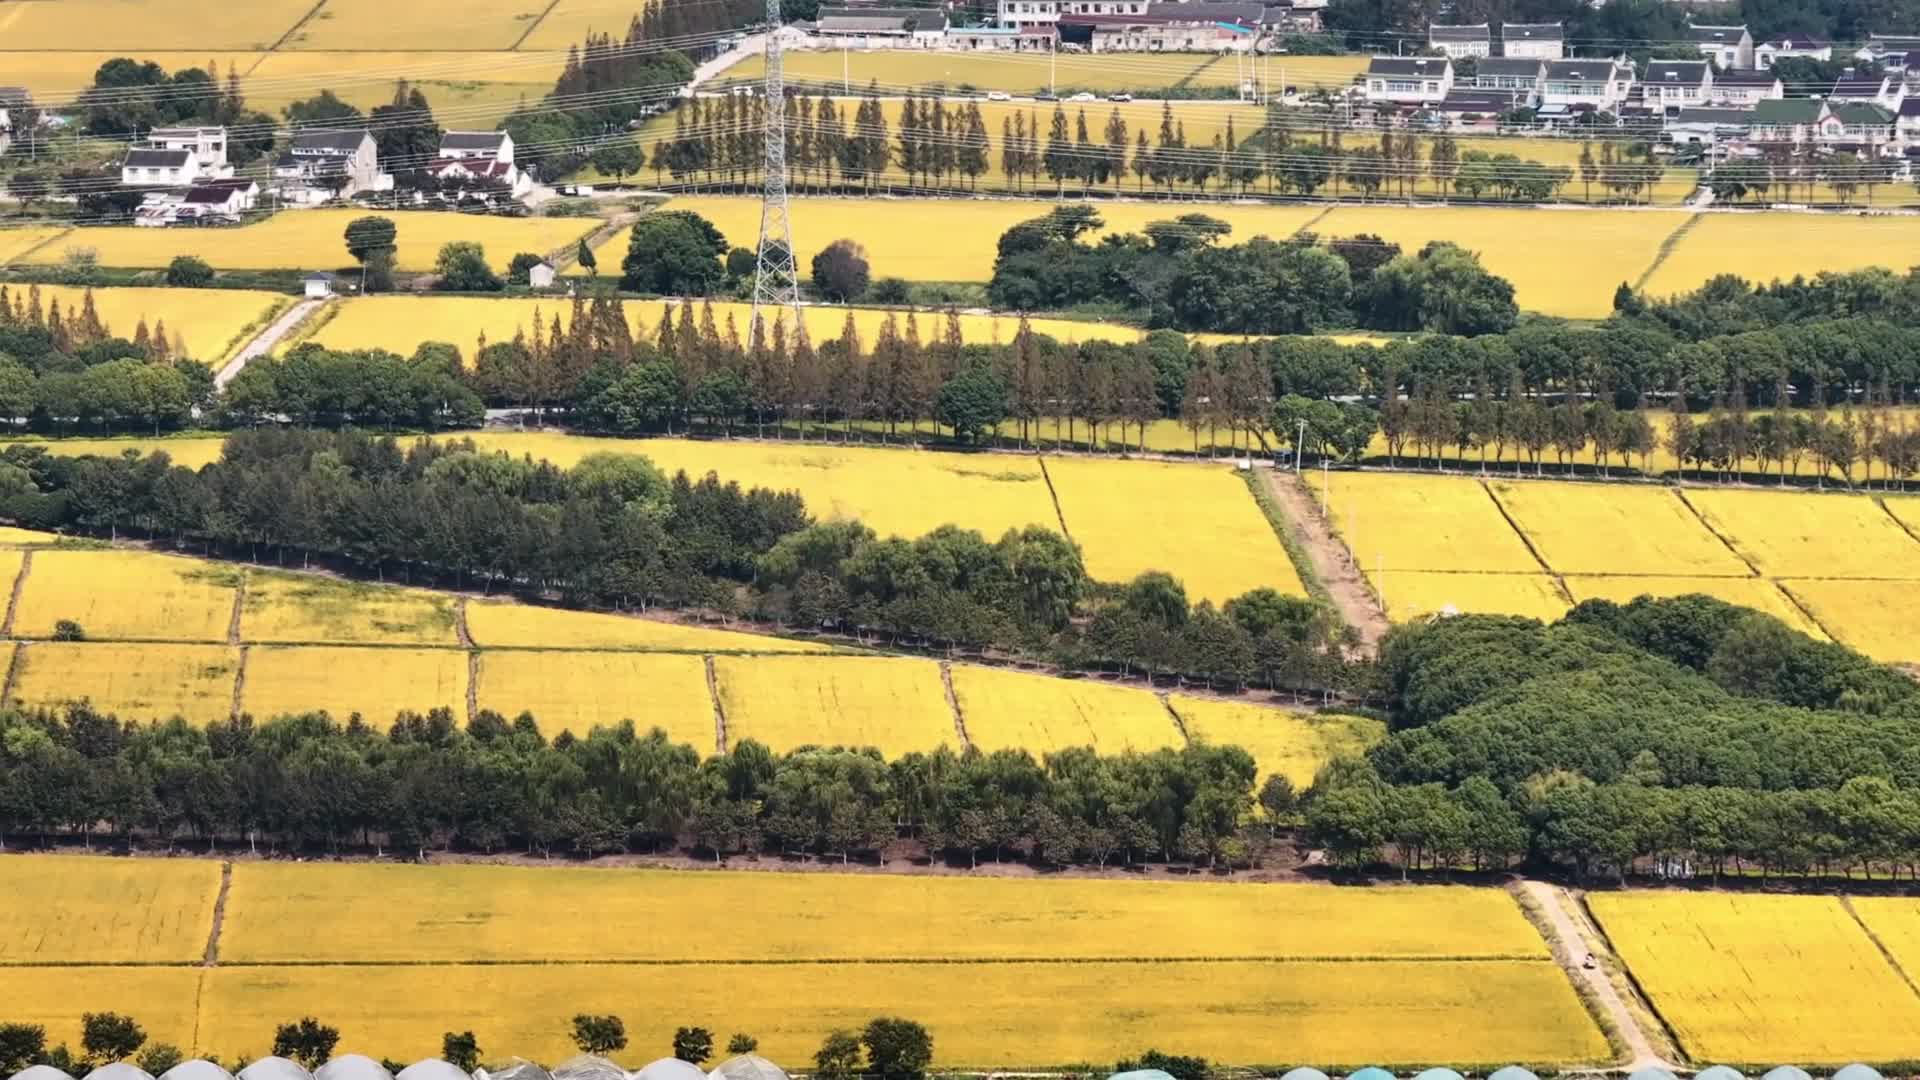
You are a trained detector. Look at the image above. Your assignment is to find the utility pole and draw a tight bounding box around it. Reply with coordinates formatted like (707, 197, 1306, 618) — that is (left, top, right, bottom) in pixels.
(751, 1, 804, 341)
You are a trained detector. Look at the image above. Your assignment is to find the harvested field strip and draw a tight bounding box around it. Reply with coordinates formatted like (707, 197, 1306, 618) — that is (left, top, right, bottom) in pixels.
(1589, 891, 1920, 1064)
(0, 856, 221, 965)
(195, 958, 1604, 1066)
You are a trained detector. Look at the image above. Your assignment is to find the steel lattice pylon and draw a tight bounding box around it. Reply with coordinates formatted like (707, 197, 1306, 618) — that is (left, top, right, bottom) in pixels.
(749, 0, 802, 340)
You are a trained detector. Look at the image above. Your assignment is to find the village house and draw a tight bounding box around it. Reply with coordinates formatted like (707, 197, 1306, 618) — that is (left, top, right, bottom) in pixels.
(1500, 22, 1563, 60)
(996, 0, 1136, 28)
(131, 178, 261, 227)
(120, 125, 233, 187)
(1820, 100, 1900, 153)
(814, 6, 948, 44)
(1754, 32, 1831, 67)
(273, 129, 387, 203)
(1900, 98, 1920, 143)
(1689, 24, 1754, 69)
(943, 25, 1057, 50)
(1537, 58, 1634, 114)
(424, 129, 529, 194)
(1748, 96, 1829, 144)
(1363, 56, 1453, 104)
(1427, 23, 1490, 59)
(1086, 3, 1269, 52)
(1666, 107, 1755, 150)
(1713, 67, 1783, 105)
(1473, 57, 1544, 104)
(0, 88, 30, 155)
(1643, 60, 1713, 111)
(1829, 69, 1906, 110)
(1433, 88, 1524, 129)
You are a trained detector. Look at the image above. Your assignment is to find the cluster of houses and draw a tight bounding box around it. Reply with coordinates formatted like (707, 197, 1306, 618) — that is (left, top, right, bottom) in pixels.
(800, 0, 1323, 54)
(110, 126, 527, 225)
(1363, 24, 1920, 166)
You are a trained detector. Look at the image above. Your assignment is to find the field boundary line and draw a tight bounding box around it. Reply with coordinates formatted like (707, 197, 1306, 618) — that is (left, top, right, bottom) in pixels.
(2, 228, 75, 268)
(1670, 487, 1764, 577)
(203, 862, 234, 967)
(1289, 204, 1336, 239)
(706, 655, 728, 754)
(1159, 692, 1189, 744)
(1, 548, 30, 637)
(1036, 456, 1075, 542)
(510, 0, 568, 50)
(940, 660, 970, 749)
(1477, 479, 1573, 602)
(1840, 895, 1920, 1006)
(266, 0, 332, 52)
(227, 573, 247, 645)
(1769, 580, 1844, 644)
(466, 650, 481, 726)
(1631, 211, 1702, 292)
(1, 640, 24, 707)
(454, 596, 475, 648)
(230, 645, 251, 721)
(1253, 468, 1387, 653)
(1875, 496, 1920, 548)
(1571, 888, 1689, 1068)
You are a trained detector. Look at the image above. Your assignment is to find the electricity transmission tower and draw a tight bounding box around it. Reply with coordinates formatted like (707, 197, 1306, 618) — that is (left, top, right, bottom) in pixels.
(750, 0, 802, 339)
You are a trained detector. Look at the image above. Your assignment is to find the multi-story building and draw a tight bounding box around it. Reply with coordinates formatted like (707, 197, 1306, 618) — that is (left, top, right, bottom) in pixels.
(1474, 57, 1545, 104)
(1500, 22, 1563, 60)
(1427, 23, 1490, 58)
(120, 125, 235, 187)
(1643, 59, 1713, 111)
(1539, 58, 1634, 111)
(1362, 55, 1453, 103)
(1747, 96, 1829, 143)
(1830, 69, 1906, 110)
(1712, 67, 1783, 105)
(1754, 33, 1830, 68)
(273, 129, 387, 203)
(1689, 24, 1753, 68)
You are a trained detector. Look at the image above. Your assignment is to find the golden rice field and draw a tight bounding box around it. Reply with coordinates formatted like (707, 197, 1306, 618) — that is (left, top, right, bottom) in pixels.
(15, 549, 237, 642)
(1589, 892, 1920, 1063)
(10, 642, 239, 723)
(518, 0, 651, 50)
(282, 0, 548, 51)
(621, 196, 1327, 284)
(474, 650, 712, 738)
(1683, 487, 1920, 579)
(0, 526, 60, 546)
(0, 53, 253, 103)
(242, 52, 565, 126)
(0, 436, 228, 469)
(1172, 697, 1385, 788)
(1565, 576, 1826, 637)
(0, 855, 219, 964)
(730, 49, 1365, 95)
(1307, 471, 1541, 573)
(23, 286, 287, 364)
(23, 211, 597, 273)
(1371, 571, 1570, 623)
(952, 665, 1180, 756)
(1777, 580, 1919, 661)
(712, 654, 956, 757)
(0, 966, 201, 1053)
(239, 645, 468, 725)
(191, 957, 1601, 1066)
(295, 295, 1144, 356)
(218, 864, 1548, 963)
(1487, 480, 1749, 578)
(1644, 212, 1920, 299)
(1046, 457, 1305, 602)
(0, 0, 313, 50)
(464, 598, 831, 652)
(0, 226, 68, 266)
(1848, 898, 1920, 983)
(240, 572, 460, 646)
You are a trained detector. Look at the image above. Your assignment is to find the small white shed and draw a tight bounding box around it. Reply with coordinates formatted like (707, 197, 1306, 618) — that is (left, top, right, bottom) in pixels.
(528, 261, 557, 289)
(303, 272, 336, 299)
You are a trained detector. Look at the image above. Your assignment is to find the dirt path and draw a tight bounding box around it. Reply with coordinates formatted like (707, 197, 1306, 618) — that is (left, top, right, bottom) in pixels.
(1520, 880, 1674, 1070)
(1262, 469, 1389, 653)
(217, 298, 325, 388)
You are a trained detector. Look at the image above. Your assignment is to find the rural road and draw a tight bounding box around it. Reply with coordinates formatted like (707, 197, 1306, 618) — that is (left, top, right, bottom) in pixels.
(1263, 468, 1388, 654)
(1520, 880, 1675, 1071)
(217, 297, 325, 388)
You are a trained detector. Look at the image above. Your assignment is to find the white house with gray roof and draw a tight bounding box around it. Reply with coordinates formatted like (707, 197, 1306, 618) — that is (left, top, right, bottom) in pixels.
(1689, 24, 1753, 68)
(1364, 55, 1453, 102)
(1427, 23, 1490, 58)
(1500, 22, 1563, 59)
(273, 129, 387, 203)
(1539, 58, 1634, 110)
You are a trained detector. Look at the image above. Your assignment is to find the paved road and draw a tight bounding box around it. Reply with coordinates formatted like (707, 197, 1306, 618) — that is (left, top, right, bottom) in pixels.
(1519, 879, 1674, 1071)
(217, 297, 324, 388)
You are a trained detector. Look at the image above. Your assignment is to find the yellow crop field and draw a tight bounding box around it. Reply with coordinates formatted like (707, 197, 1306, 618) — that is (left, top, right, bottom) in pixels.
(300, 295, 1141, 357)
(466, 599, 830, 652)
(10, 642, 241, 723)
(1846, 898, 1920, 985)
(1315, 206, 1682, 319)
(240, 572, 459, 646)
(0, 226, 68, 266)
(1309, 471, 1540, 573)
(0, 526, 60, 545)
(15, 549, 236, 641)
(27, 211, 597, 273)
(0, 435, 227, 469)
(197, 957, 1598, 1065)
(1173, 696, 1385, 788)
(30, 286, 286, 363)
(284, 0, 546, 51)
(1046, 457, 1305, 602)
(475, 650, 713, 739)
(952, 666, 1179, 755)
(713, 654, 955, 756)
(0, 0, 311, 50)
(1645, 212, 1920, 299)
(219, 864, 1546, 963)
(244, 52, 565, 126)
(1373, 571, 1569, 623)
(623, 196, 1326, 283)
(1778, 580, 1918, 662)
(729, 50, 1365, 94)
(0, 967, 201, 1054)
(0, 855, 219, 963)
(1589, 892, 1920, 1063)
(241, 645, 467, 726)
(0, 53, 260, 103)
(1488, 480, 1748, 576)
(1567, 576, 1825, 637)
(1684, 488, 1920, 578)
(520, 0, 652, 49)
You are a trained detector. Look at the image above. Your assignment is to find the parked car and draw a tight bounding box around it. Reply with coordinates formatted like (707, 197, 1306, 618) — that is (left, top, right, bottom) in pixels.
(1108, 92, 1133, 102)
(1035, 92, 1059, 101)
(986, 90, 1012, 101)
(1068, 91, 1097, 102)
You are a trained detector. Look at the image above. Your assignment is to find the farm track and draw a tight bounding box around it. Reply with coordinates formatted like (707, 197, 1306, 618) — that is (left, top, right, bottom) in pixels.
(218, 298, 324, 389)
(1262, 471, 1387, 652)
(202, 863, 233, 966)
(1631, 212, 1704, 292)
(706, 654, 728, 753)
(1520, 881, 1674, 1071)
(1, 548, 30, 637)
(939, 659, 970, 749)
(229, 645, 250, 721)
